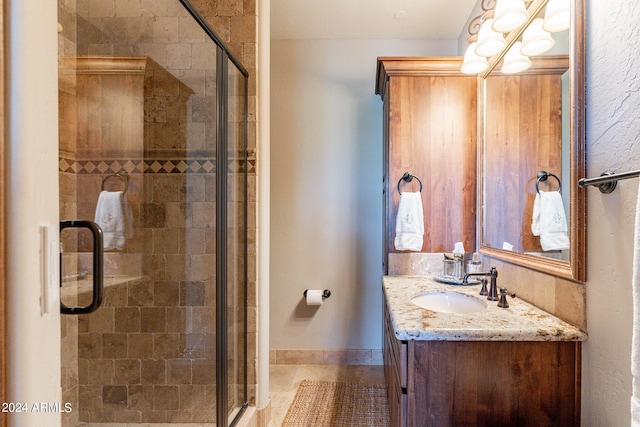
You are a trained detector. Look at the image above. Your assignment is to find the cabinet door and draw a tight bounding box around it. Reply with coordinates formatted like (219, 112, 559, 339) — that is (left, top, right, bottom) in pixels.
(407, 340, 581, 427)
(383, 300, 407, 427)
(387, 74, 477, 255)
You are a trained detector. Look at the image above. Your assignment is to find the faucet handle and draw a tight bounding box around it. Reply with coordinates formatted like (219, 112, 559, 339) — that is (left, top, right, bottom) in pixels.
(497, 288, 516, 308)
(479, 278, 488, 296)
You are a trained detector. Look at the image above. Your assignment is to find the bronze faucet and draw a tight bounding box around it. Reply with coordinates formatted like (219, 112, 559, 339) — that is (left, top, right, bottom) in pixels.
(463, 267, 499, 301)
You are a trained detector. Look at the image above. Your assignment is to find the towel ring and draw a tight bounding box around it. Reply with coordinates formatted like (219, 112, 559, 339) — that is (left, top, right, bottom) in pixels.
(101, 173, 128, 194)
(397, 172, 423, 194)
(536, 171, 561, 194)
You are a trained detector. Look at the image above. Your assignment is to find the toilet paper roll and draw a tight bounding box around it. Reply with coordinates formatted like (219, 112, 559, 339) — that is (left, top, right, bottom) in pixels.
(305, 289, 323, 306)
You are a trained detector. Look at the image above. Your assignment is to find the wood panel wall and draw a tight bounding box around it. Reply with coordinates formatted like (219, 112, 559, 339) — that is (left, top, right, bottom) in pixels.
(377, 58, 477, 258)
(483, 57, 568, 253)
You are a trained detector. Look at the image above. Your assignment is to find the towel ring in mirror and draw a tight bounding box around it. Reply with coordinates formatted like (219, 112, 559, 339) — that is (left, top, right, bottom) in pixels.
(101, 173, 128, 194)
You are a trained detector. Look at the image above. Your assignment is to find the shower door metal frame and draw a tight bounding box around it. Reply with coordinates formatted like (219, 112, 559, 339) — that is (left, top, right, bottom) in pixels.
(179, 2, 250, 426)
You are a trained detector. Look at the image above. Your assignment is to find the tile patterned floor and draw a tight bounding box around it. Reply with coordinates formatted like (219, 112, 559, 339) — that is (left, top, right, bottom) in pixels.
(268, 364, 386, 427)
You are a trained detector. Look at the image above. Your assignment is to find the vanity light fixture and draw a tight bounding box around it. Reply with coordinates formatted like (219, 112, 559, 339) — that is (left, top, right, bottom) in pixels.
(520, 18, 555, 56)
(501, 42, 532, 74)
(492, 0, 528, 33)
(460, 5, 493, 74)
(459, 0, 541, 75)
(461, 39, 489, 75)
(543, 0, 570, 32)
(475, 16, 507, 57)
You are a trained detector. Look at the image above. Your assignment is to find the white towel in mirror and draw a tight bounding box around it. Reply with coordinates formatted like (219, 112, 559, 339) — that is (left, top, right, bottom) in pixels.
(531, 190, 569, 251)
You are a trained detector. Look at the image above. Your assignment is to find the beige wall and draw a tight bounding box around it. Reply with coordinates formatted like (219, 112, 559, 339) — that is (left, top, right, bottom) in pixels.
(269, 39, 457, 352)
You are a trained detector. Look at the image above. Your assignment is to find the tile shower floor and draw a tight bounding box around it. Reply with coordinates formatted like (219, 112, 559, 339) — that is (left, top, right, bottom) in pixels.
(268, 364, 386, 427)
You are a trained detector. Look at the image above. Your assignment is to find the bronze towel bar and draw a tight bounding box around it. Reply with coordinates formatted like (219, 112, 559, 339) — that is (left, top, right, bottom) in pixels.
(578, 169, 640, 193)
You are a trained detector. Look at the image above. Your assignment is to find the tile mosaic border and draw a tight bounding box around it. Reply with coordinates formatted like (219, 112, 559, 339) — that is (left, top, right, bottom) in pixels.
(59, 156, 256, 175)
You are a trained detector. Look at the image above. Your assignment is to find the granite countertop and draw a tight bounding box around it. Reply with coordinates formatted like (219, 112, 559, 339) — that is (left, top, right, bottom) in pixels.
(383, 275, 588, 342)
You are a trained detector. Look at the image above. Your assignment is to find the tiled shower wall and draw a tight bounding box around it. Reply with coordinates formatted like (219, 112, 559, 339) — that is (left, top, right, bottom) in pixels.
(64, 165, 226, 424)
(58, 0, 257, 424)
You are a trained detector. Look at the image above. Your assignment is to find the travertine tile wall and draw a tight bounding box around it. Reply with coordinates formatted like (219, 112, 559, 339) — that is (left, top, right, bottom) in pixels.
(58, 0, 257, 424)
(489, 258, 586, 329)
(71, 168, 220, 423)
(75, 272, 218, 422)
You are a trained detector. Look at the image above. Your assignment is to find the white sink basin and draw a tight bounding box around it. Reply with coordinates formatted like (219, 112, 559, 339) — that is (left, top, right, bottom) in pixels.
(411, 291, 487, 314)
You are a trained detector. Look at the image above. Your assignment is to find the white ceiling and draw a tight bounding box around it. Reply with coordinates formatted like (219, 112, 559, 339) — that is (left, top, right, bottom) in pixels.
(271, 0, 479, 40)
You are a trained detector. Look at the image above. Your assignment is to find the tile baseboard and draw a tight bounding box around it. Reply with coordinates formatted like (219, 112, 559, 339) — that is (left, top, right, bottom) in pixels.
(270, 349, 383, 365)
(257, 399, 271, 427)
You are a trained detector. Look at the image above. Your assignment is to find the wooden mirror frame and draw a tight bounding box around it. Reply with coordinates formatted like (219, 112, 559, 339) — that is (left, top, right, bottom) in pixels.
(477, 0, 586, 282)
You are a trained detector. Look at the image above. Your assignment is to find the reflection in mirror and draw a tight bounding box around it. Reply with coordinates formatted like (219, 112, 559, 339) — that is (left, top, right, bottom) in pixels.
(483, 54, 569, 259)
(478, 0, 586, 282)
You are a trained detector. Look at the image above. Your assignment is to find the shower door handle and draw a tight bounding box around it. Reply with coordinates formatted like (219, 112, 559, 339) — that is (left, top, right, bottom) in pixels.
(60, 220, 104, 314)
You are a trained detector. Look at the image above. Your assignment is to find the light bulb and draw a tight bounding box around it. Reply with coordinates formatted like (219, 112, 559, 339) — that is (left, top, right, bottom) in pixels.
(543, 0, 570, 32)
(501, 42, 532, 74)
(475, 19, 506, 57)
(521, 18, 555, 56)
(461, 42, 489, 74)
(492, 0, 528, 33)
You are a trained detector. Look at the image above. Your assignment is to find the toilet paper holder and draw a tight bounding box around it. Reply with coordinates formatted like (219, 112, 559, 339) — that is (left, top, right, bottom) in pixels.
(303, 289, 331, 300)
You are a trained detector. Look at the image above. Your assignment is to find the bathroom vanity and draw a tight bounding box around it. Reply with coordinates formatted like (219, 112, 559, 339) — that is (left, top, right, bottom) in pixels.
(383, 275, 586, 427)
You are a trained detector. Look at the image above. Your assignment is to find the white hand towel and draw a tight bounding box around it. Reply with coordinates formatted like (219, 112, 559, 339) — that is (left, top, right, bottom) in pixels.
(631, 179, 640, 427)
(94, 190, 134, 251)
(394, 191, 424, 251)
(531, 190, 569, 251)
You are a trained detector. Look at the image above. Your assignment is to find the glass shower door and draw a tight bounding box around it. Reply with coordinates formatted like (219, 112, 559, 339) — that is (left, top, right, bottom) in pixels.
(58, 0, 248, 425)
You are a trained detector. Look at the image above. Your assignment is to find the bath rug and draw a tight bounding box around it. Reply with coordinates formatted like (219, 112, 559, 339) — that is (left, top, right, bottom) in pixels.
(281, 380, 390, 427)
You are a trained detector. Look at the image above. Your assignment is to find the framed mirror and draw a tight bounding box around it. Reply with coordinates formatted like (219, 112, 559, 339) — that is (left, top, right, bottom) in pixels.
(478, 0, 586, 282)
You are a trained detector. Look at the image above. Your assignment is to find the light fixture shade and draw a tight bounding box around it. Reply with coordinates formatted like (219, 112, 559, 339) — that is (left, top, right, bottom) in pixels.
(475, 19, 506, 57)
(461, 42, 489, 74)
(543, 0, 570, 32)
(501, 42, 532, 74)
(492, 0, 528, 33)
(521, 18, 555, 56)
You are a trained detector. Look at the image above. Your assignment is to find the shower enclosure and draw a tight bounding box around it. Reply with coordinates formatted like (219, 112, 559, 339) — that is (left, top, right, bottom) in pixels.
(58, 0, 248, 425)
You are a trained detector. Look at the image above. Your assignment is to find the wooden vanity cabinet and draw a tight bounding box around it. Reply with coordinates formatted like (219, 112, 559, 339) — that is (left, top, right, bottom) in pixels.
(384, 300, 407, 426)
(375, 57, 477, 272)
(383, 299, 581, 427)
